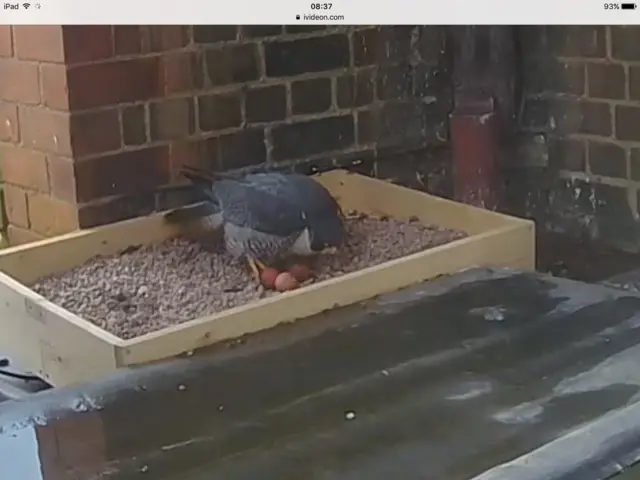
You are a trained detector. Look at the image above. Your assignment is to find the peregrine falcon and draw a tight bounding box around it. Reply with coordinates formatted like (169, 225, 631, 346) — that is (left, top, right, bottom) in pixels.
(164, 166, 345, 280)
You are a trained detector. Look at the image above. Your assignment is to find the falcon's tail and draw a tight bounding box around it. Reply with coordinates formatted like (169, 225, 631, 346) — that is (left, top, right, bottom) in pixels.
(163, 201, 221, 225)
(162, 166, 225, 225)
(180, 165, 241, 185)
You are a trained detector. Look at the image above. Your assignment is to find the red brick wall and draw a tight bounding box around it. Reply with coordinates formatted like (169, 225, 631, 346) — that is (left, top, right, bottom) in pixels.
(0, 25, 79, 243)
(0, 25, 449, 243)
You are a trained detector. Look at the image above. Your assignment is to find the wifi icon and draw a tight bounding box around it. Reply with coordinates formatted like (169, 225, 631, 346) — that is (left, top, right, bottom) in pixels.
(22, 2, 30, 8)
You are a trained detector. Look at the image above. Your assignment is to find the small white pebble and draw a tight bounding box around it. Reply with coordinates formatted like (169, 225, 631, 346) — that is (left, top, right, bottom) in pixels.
(177, 384, 186, 391)
(345, 411, 356, 420)
(381, 369, 389, 376)
(218, 405, 224, 411)
(140, 465, 149, 473)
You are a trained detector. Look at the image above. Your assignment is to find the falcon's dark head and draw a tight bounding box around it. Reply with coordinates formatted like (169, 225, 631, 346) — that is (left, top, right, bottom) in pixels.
(308, 213, 346, 253)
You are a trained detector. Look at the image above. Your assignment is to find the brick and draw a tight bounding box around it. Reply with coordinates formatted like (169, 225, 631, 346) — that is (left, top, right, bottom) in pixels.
(333, 149, 376, 175)
(611, 26, 640, 61)
(616, 106, 640, 141)
(1, 145, 49, 192)
(245, 85, 286, 123)
(66, 57, 160, 110)
(591, 182, 637, 246)
(121, 105, 147, 146)
(0, 59, 40, 104)
(169, 138, 220, 176)
(0, 102, 19, 142)
(587, 63, 625, 99)
(40, 63, 69, 110)
(630, 66, 640, 101)
(412, 64, 442, 98)
(0, 26, 12, 57)
(377, 101, 431, 149)
(78, 193, 155, 228)
(149, 97, 195, 141)
(284, 26, 327, 34)
(47, 155, 77, 203)
(13, 26, 64, 62)
(242, 26, 282, 38)
(589, 142, 627, 178)
(377, 65, 412, 100)
(2, 185, 29, 229)
(27, 193, 78, 236)
(160, 51, 204, 94)
(20, 106, 71, 155)
(198, 92, 241, 132)
(193, 26, 238, 43)
(204, 44, 259, 85)
(524, 59, 584, 96)
(218, 128, 266, 169)
(376, 150, 437, 188)
(548, 138, 585, 172)
(357, 109, 374, 145)
(580, 101, 611, 136)
(523, 98, 582, 134)
(631, 149, 640, 181)
(113, 26, 142, 56)
(353, 28, 382, 66)
(63, 26, 113, 64)
(143, 26, 190, 52)
(337, 69, 375, 108)
(6, 225, 45, 245)
(383, 26, 414, 63)
(548, 26, 606, 58)
(291, 77, 331, 115)
(265, 34, 350, 77)
(292, 156, 334, 175)
(70, 109, 121, 157)
(417, 26, 443, 65)
(271, 115, 355, 161)
(75, 146, 170, 202)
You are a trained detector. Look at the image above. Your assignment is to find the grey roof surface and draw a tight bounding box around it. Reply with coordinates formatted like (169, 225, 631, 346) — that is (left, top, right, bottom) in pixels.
(2, 268, 640, 479)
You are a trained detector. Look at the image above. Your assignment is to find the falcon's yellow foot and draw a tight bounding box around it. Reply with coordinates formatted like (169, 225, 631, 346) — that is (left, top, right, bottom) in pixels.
(247, 258, 268, 282)
(247, 258, 261, 281)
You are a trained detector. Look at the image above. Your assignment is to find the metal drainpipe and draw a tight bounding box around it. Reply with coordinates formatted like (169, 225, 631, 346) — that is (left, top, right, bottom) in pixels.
(448, 26, 517, 211)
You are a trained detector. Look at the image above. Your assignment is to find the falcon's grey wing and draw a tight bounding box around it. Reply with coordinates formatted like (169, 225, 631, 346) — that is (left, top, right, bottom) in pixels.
(163, 201, 221, 225)
(239, 172, 345, 250)
(178, 168, 221, 206)
(242, 173, 340, 215)
(213, 179, 308, 237)
(163, 167, 224, 228)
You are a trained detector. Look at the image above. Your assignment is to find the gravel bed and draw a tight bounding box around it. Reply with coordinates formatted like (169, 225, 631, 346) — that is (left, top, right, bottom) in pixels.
(31, 215, 467, 339)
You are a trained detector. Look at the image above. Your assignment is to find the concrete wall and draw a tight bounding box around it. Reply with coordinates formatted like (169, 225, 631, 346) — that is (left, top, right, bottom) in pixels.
(0, 25, 449, 244)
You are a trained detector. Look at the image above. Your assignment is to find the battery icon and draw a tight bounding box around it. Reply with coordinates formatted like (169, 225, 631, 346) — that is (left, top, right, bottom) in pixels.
(621, 3, 637, 8)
